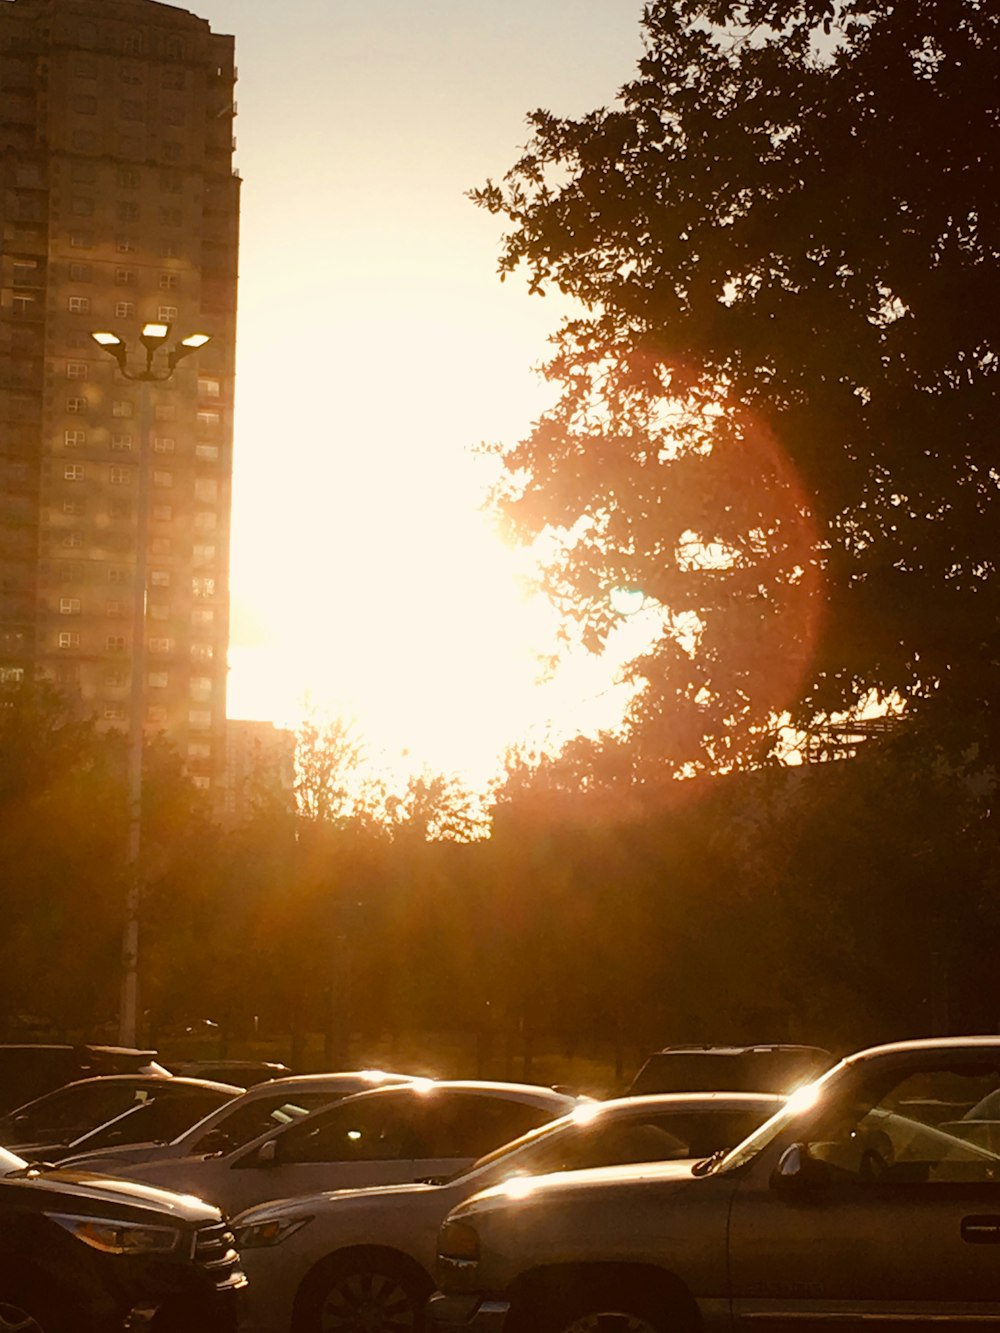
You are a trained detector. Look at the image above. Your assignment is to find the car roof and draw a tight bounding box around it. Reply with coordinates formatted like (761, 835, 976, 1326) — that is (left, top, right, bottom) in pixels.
(223, 1070, 417, 1099)
(8, 1073, 242, 1104)
(847, 1035, 1000, 1063)
(645, 1044, 830, 1057)
(594, 1091, 786, 1111)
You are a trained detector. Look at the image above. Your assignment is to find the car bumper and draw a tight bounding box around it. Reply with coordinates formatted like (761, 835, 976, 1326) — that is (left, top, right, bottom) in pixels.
(427, 1292, 511, 1331)
(234, 1245, 305, 1333)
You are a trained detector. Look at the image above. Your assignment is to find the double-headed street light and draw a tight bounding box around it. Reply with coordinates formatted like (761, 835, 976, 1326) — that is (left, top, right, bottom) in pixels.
(92, 323, 212, 1048)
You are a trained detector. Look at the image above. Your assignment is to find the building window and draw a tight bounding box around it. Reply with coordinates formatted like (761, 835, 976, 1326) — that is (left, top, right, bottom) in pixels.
(116, 238, 136, 253)
(157, 304, 178, 322)
(194, 511, 217, 532)
(191, 642, 214, 662)
(164, 36, 186, 59)
(191, 608, 214, 628)
(158, 273, 179, 289)
(149, 603, 170, 620)
(196, 409, 221, 428)
(148, 671, 168, 688)
(67, 362, 88, 379)
(71, 130, 97, 151)
(109, 466, 132, 484)
(197, 377, 221, 399)
(195, 444, 219, 462)
(151, 570, 170, 588)
(152, 470, 173, 488)
(68, 296, 91, 314)
(108, 568, 129, 585)
(153, 436, 175, 453)
(72, 94, 98, 114)
(107, 635, 127, 653)
(160, 173, 182, 194)
(121, 65, 143, 85)
(154, 405, 176, 423)
(64, 429, 86, 448)
(160, 208, 182, 227)
(192, 577, 215, 600)
(67, 397, 88, 413)
(59, 632, 80, 649)
(152, 504, 173, 521)
(150, 537, 171, 555)
(110, 499, 131, 519)
(78, 20, 98, 48)
(12, 261, 36, 287)
(188, 741, 212, 760)
(62, 501, 85, 517)
(70, 233, 93, 249)
(149, 637, 174, 654)
(123, 30, 144, 56)
(71, 197, 94, 217)
(194, 480, 218, 503)
(117, 167, 140, 188)
(75, 57, 98, 78)
(190, 676, 212, 700)
(115, 301, 136, 319)
(104, 706, 126, 722)
(161, 69, 186, 90)
(112, 400, 134, 418)
(12, 295, 34, 316)
(163, 105, 185, 127)
(115, 267, 137, 285)
(189, 709, 211, 729)
(105, 670, 128, 687)
(191, 776, 211, 791)
(111, 434, 133, 451)
(64, 464, 85, 480)
(59, 597, 81, 615)
(192, 544, 216, 566)
(117, 201, 140, 223)
(106, 600, 127, 618)
(120, 100, 144, 121)
(163, 142, 182, 162)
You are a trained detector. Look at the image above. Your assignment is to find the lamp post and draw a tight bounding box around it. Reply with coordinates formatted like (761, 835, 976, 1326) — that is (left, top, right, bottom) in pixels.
(91, 323, 212, 1048)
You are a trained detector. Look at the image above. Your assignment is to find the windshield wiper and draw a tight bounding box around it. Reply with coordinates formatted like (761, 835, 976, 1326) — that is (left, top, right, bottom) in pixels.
(691, 1149, 727, 1177)
(4, 1161, 58, 1178)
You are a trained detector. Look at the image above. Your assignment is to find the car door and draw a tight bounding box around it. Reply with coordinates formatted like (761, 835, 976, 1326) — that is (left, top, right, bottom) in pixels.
(728, 1060, 1000, 1329)
(404, 1092, 554, 1181)
(219, 1091, 421, 1213)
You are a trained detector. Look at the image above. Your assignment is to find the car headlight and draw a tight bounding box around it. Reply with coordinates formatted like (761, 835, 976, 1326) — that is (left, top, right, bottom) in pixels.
(46, 1213, 181, 1256)
(438, 1218, 480, 1265)
(234, 1214, 313, 1249)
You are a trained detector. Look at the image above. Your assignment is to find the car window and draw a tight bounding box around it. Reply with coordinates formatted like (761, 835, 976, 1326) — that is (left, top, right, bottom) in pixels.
(71, 1092, 231, 1150)
(2, 1083, 140, 1139)
(277, 1095, 416, 1164)
(809, 1067, 1000, 1183)
(411, 1094, 559, 1160)
(189, 1095, 323, 1154)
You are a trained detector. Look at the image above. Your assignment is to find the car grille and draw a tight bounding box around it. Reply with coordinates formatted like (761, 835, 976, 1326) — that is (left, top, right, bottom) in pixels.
(191, 1222, 244, 1289)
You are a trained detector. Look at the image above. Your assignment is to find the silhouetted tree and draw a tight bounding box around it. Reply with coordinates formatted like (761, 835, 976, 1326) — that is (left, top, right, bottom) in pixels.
(474, 0, 1000, 778)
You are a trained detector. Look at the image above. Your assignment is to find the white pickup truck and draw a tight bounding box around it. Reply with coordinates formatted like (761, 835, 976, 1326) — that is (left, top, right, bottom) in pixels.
(430, 1036, 1000, 1332)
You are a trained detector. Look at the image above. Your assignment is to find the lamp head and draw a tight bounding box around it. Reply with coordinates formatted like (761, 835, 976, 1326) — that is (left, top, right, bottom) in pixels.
(168, 331, 212, 370)
(91, 330, 128, 371)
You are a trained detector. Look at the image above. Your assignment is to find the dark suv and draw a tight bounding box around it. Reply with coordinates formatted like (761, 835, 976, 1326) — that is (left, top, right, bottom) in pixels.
(627, 1043, 832, 1095)
(0, 1045, 167, 1115)
(0, 1143, 245, 1332)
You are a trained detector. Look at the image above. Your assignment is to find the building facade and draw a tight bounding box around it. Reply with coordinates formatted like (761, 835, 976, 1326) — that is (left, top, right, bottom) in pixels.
(0, 0, 238, 793)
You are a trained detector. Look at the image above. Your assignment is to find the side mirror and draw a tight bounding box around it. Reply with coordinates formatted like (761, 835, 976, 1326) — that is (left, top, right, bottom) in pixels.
(255, 1138, 278, 1167)
(771, 1142, 826, 1194)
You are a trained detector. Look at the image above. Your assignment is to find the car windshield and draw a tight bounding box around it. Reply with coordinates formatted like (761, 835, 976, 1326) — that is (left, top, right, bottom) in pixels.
(0, 1145, 28, 1173)
(444, 1115, 571, 1183)
(714, 1065, 844, 1174)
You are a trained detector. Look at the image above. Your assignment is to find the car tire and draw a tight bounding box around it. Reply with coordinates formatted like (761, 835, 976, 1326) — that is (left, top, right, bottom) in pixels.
(0, 1293, 63, 1333)
(296, 1254, 431, 1332)
(541, 1286, 669, 1333)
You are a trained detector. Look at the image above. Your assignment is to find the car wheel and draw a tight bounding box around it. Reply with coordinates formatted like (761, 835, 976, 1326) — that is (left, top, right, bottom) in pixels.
(0, 1299, 53, 1333)
(542, 1288, 668, 1333)
(301, 1257, 429, 1332)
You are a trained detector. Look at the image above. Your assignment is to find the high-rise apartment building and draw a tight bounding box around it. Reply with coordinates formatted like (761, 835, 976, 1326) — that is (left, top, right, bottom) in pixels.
(0, 0, 238, 793)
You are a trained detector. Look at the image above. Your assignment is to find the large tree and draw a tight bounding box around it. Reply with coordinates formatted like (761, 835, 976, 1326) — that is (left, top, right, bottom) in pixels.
(475, 0, 999, 779)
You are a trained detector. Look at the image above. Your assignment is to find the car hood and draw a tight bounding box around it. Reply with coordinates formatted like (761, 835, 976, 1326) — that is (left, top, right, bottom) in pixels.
(1, 1164, 221, 1221)
(452, 1157, 698, 1216)
(235, 1178, 440, 1224)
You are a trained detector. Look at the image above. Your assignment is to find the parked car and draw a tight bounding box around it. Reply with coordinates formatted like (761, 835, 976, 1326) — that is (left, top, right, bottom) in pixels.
(234, 1091, 783, 1333)
(168, 1059, 292, 1086)
(106, 1080, 580, 1217)
(430, 1035, 1000, 1332)
(0, 1141, 245, 1332)
(0, 1073, 241, 1159)
(626, 1042, 832, 1095)
(60, 1069, 418, 1174)
(0, 1044, 168, 1115)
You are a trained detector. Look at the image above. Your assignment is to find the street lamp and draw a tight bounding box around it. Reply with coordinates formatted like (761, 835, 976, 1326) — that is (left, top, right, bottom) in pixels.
(92, 323, 212, 1048)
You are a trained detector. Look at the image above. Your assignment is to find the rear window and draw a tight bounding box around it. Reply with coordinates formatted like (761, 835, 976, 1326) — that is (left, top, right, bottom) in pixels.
(629, 1051, 828, 1096)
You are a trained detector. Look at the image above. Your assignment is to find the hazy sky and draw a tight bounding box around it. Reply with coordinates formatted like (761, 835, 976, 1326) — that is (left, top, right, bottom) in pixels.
(187, 0, 648, 776)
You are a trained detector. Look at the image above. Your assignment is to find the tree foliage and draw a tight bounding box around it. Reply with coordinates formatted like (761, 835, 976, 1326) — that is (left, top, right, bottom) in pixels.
(474, 0, 1000, 776)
